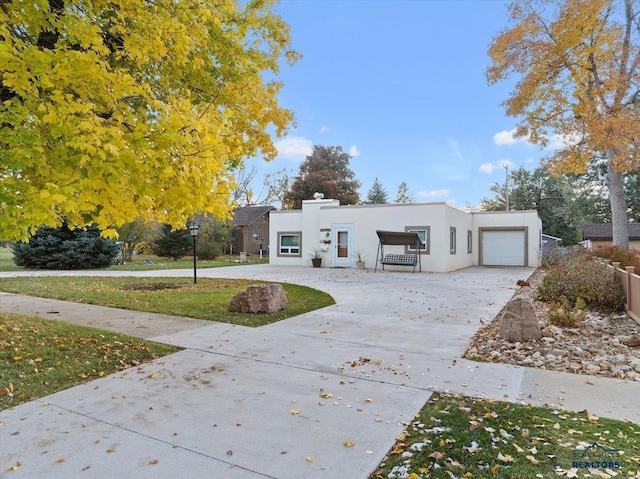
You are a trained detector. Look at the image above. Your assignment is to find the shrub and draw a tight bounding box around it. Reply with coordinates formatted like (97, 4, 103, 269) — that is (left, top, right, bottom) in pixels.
(547, 296, 587, 327)
(587, 244, 640, 274)
(12, 223, 119, 269)
(536, 254, 625, 312)
(197, 240, 221, 260)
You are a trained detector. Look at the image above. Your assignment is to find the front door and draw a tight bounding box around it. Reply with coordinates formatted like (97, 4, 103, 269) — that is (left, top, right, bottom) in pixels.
(332, 224, 353, 267)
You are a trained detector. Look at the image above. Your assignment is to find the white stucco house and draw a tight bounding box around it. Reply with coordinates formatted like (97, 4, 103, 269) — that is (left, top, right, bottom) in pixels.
(269, 198, 542, 273)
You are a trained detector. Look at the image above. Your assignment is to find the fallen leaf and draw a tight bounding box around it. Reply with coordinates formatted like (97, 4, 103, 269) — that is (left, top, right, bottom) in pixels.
(6, 462, 21, 471)
(149, 459, 158, 465)
(343, 440, 356, 447)
(305, 456, 314, 462)
(106, 447, 116, 453)
(56, 458, 65, 464)
(429, 451, 445, 460)
(498, 452, 514, 462)
(363, 397, 373, 403)
(226, 450, 233, 456)
(289, 409, 301, 415)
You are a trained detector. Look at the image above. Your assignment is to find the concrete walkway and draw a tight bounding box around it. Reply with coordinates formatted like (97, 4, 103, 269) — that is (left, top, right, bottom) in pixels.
(1, 265, 639, 479)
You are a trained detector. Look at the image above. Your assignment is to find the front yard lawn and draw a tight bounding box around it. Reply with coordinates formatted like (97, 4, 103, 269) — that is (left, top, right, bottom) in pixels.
(370, 393, 640, 479)
(0, 277, 335, 327)
(1, 313, 179, 410)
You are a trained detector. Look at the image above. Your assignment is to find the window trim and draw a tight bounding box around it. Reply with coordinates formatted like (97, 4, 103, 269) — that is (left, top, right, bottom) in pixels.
(277, 231, 302, 257)
(450, 227, 457, 255)
(404, 226, 430, 254)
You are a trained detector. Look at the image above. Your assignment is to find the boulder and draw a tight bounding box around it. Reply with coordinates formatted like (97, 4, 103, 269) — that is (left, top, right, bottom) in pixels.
(499, 294, 541, 342)
(228, 284, 287, 314)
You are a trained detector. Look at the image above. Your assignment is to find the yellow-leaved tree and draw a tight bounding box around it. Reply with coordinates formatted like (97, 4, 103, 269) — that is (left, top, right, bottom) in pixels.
(0, 0, 299, 240)
(487, 0, 640, 248)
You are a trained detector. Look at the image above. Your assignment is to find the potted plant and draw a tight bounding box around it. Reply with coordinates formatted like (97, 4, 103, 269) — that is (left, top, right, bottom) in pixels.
(353, 251, 366, 269)
(311, 247, 322, 268)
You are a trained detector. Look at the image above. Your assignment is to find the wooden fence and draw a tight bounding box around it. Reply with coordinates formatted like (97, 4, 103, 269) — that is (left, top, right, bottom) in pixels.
(605, 261, 640, 325)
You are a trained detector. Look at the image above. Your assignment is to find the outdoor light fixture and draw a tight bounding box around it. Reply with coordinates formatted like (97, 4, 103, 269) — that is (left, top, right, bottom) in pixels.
(188, 222, 199, 284)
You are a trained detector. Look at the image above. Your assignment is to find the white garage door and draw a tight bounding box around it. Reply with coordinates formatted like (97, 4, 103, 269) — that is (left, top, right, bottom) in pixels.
(482, 230, 525, 266)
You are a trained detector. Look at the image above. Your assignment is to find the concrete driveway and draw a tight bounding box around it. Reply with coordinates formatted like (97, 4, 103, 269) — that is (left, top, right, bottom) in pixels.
(1, 265, 639, 478)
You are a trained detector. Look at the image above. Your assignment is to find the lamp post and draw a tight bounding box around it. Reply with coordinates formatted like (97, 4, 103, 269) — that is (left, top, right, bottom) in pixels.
(188, 222, 199, 284)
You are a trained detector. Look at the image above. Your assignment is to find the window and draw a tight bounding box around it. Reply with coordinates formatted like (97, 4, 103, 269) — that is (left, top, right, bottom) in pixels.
(277, 232, 301, 256)
(467, 230, 472, 254)
(450, 227, 457, 254)
(405, 226, 430, 254)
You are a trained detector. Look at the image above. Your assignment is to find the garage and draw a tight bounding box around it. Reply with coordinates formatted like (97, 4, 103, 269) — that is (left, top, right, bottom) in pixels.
(481, 228, 526, 266)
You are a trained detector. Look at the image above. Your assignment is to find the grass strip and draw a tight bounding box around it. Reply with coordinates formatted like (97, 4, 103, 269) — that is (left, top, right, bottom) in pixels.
(0, 248, 267, 272)
(0, 276, 335, 327)
(0, 313, 179, 410)
(370, 393, 640, 479)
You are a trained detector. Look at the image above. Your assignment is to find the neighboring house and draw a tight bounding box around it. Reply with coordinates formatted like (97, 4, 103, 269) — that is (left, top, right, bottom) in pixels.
(270, 197, 542, 272)
(582, 223, 640, 251)
(231, 205, 274, 255)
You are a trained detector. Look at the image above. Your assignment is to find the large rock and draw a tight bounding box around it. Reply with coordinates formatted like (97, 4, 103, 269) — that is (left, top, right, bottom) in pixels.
(228, 284, 287, 314)
(499, 294, 541, 342)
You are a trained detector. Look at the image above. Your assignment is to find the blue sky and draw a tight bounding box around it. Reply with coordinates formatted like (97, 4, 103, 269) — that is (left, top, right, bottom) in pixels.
(245, 0, 554, 208)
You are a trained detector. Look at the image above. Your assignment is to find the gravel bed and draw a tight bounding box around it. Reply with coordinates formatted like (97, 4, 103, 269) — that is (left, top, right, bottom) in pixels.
(465, 269, 640, 381)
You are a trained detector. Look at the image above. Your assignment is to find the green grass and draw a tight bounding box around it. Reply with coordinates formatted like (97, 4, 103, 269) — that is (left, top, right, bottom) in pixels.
(0, 248, 22, 272)
(0, 313, 179, 410)
(370, 393, 640, 479)
(109, 253, 269, 271)
(0, 276, 335, 327)
(0, 246, 268, 272)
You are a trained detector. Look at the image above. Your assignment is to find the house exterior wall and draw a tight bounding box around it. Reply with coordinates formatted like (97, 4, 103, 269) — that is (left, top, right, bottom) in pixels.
(269, 199, 542, 272)
(472, 210, 542, 267)
(270, 209, 304, 266)
(589, 239, 640, 252)
(232, 212, 271, 255)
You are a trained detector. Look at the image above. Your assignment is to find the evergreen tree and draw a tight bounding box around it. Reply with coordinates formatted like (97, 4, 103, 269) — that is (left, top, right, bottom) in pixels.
(395, 182, 413, 203)
(12, 223, 119, 269)
(366, 177, 389, 204)
(152, 224, 192, 261)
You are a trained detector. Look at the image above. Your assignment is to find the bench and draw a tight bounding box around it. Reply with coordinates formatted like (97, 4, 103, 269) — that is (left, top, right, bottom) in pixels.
(375, 230, 423, 273)
(380, 254, 418, 268)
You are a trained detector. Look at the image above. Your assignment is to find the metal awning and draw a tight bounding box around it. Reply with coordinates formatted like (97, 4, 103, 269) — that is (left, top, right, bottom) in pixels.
(376, 230, 423, 246)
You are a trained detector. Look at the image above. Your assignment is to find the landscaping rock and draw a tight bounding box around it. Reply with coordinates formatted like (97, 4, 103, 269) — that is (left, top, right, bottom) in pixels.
(466, 269, 640, 381)
(498, 294, 541, 342)
(228, 284, 287, 313)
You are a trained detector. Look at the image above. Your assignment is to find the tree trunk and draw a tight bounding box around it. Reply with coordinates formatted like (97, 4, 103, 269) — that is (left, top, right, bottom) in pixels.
(606, 148, 629, 249)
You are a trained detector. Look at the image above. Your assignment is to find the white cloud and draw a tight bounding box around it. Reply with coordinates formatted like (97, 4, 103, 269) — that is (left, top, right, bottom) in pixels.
(494, 128, 581, 151)
(545, 132, 580, 150)
(318, 125, 329, 134)
(479, 159, 514, 174)
(349, 145, 359, 157)
(417, 189, 451, 198)
(274, 136, 313, 161)
(479, 162, 494, 174)
(493, 128, 519, 145)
